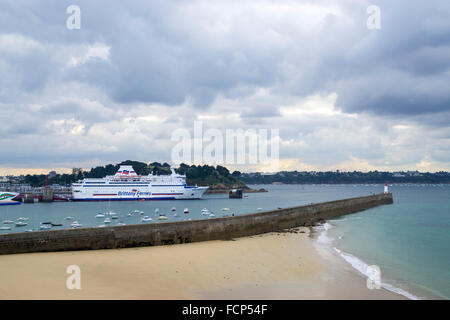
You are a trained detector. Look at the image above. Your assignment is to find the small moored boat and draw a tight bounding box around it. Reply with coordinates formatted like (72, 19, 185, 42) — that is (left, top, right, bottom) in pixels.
(70, 221, 82, 228)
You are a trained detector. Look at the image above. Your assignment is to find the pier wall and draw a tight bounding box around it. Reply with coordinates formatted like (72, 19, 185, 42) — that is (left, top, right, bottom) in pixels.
(0, 193, 393, 255)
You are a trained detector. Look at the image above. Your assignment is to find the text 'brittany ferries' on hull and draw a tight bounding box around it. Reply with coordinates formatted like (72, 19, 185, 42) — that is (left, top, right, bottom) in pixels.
(71, 165, 209, 201)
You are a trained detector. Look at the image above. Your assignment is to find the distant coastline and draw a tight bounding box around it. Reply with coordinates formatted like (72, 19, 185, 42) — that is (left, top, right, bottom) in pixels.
(1, 161, 449, 190)
(241, 170, 450, 185)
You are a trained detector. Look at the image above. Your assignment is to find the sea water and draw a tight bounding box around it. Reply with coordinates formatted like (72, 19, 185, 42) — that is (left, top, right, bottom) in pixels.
(0, 184, 448, 299)
(0, 184, 381, 234)
(323, 184, 450, 300)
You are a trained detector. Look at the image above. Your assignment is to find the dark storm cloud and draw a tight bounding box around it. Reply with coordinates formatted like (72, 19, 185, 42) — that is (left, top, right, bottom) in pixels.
(331, 0, 450, 115)
(2, 0, 449, 118)
(0, 0, 449, 170)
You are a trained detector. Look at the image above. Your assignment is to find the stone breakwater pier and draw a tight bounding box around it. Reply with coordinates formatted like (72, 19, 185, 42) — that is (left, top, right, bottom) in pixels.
(0, 193, 393, 255)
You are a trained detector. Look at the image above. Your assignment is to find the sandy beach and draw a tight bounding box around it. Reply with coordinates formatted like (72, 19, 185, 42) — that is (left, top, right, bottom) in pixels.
(0, 227, 403, 299)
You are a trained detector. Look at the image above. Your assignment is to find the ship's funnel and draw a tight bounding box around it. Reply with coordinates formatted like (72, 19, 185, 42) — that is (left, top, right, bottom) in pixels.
(115, 165, 138, 177)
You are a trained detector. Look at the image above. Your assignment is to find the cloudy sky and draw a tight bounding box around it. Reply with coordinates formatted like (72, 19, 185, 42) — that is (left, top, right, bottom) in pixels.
(1, 0, 449, 174)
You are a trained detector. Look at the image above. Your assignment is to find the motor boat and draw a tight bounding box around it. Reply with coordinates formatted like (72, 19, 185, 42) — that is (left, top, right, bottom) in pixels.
(71, 221, 82, 228)
(15, 221, 28, 227)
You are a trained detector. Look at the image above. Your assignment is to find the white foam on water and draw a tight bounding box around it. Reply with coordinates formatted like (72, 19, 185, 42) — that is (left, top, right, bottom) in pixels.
(315, 221, 421, 300)
(329, 218, 347, 222)
(382, 281, 421, 300)
(314, 222, 334, 245)
(333, 248, 421, 300)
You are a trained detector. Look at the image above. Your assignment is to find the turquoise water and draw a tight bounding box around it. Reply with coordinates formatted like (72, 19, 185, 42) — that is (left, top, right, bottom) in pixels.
(0, 184, 448, 299)
(325, 184, 450, 300)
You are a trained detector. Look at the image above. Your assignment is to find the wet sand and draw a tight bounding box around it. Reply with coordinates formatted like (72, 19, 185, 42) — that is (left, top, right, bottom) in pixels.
(0, 228, 404, 299)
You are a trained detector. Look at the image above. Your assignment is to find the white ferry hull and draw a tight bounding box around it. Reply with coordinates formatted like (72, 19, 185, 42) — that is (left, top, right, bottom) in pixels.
(72, 185, 208, 201)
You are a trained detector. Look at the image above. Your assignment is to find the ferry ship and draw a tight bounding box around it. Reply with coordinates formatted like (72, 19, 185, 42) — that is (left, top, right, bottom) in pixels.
(0, 192, 20, 205)
(71, 165, 208, 201)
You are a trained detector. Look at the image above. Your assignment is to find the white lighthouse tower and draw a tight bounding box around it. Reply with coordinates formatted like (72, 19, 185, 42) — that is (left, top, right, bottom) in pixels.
(384, 184, 389, 194)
